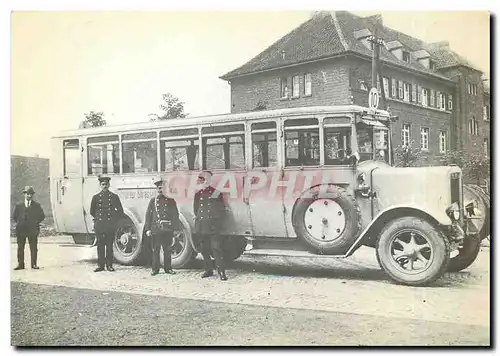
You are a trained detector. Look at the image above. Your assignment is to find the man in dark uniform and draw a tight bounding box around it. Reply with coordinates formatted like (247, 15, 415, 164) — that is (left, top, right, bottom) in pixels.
(12, 186, 45, 270)
(89, 176, 124, 272)
(193, 171, 228, 281)
(143, 177, 179, 276)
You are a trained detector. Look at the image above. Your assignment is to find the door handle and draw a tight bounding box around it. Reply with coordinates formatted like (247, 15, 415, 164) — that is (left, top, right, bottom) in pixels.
(61, 185, 66, 196)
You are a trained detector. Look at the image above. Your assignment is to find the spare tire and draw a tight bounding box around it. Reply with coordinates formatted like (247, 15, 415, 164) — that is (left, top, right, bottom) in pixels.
(292, 185, 361, 255)
(464, 185, 490, 240)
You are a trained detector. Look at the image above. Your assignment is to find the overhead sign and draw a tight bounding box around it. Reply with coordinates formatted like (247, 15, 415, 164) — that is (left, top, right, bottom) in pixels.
(368, 88, 380, 109)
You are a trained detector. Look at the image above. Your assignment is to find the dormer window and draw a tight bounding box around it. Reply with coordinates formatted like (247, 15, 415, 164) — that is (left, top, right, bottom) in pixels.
(402, 51, 410, 63)
(359, 80, 368, 91)
(429, 60, 436, 70)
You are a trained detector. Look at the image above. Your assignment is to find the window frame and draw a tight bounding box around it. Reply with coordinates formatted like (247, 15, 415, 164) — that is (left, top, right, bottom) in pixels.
(439, 131, 447, 154)
(280, 77, 289, 99)
(292, 75, 300, 98)
(420, 127, 429, 151)
(304, 73, 312, 96)
(401, 123, 411, 147)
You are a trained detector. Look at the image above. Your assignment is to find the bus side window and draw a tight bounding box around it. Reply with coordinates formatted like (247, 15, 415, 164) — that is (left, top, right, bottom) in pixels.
(160, 128, 199, 172)
(324, 128, 351, 165)
(202, 124, 245, 170)
(284, 118, 319, 167)
(63, 139, 81, 176)
(251, 122, 277, 168)
(87, 136, 119, 175)
(122, 132, 157, 174)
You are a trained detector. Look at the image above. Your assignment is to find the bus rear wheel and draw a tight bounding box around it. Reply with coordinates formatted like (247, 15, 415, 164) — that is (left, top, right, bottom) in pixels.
(113, 217, 145, 265)
(160, 215, 197, 269)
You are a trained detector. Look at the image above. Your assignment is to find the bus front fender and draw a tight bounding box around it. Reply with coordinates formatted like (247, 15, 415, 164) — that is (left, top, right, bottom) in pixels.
(345, 204, 452, 256)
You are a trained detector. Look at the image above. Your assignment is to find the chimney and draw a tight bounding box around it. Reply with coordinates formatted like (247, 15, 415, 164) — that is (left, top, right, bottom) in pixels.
(365, 14, 383, 27)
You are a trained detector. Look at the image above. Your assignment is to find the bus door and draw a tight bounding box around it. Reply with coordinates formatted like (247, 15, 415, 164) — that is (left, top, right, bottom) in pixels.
(246, 121, 288, 238)
(57, 139, 84, 233)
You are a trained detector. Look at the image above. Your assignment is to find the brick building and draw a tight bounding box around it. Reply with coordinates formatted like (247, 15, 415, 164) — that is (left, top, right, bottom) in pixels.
(220, 11, 490, 164)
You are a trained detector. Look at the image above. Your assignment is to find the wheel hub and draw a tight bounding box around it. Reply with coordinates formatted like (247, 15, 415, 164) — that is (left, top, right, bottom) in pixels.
(120, 233, 130, 246)
(304, 199, 346, 242)
(391, 231, 433, 273)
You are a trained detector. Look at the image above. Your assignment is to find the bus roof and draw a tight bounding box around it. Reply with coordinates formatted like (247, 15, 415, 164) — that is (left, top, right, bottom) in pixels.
(52, 105, 390, 139)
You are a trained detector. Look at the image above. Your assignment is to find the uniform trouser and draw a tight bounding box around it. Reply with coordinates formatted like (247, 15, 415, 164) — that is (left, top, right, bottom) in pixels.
(16, 228, 39, 267)
(96, 230, 114, 268)
(152, 232, 173, 272)
(201, 234, 225, 272)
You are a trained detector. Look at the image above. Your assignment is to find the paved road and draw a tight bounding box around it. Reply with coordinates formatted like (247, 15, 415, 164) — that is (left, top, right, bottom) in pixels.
(11, 282, 489, 346)
(10, 239, 491, 346)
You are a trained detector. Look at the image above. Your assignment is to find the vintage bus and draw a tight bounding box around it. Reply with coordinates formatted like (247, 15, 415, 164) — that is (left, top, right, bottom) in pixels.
(49, 105, 484, 286)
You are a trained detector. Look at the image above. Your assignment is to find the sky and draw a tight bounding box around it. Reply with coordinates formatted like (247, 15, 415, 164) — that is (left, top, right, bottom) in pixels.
(10, 10, 490, 158)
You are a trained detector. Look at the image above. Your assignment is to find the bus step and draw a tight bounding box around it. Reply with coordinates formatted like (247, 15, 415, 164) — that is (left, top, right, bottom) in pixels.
(243, 248, 347, 259)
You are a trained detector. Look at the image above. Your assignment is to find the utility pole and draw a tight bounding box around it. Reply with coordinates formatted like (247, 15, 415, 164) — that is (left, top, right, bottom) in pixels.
(367, 28, 387, 110)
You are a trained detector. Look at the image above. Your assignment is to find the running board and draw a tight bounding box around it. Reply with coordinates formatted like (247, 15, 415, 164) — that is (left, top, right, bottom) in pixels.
(243, 249, 347, 259)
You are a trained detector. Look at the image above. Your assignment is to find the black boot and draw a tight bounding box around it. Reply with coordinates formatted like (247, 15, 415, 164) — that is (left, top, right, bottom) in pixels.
(201, 270, 214, 278)
(218, 270, 228, 281)
(94, 266, 105, 272)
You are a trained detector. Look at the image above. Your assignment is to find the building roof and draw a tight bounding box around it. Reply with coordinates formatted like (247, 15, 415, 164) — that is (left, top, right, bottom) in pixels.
(220, 11, 481, 81)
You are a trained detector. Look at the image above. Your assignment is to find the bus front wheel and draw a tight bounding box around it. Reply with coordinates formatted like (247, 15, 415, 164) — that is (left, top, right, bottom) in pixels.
(376, 217, 450, 286)
(113, 217, 145, 265)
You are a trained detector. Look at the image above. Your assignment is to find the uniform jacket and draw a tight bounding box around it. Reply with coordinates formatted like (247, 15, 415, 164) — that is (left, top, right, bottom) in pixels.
(12, 200, 45, 234)
(193, 185, 225, 235)
(90, 190, 124, 232)
(144, 195, 180, 235)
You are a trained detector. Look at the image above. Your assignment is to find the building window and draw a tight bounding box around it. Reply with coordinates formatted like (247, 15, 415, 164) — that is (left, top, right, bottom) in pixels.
(359, 80, 368, 91)
(467, 83, 472, 94)
(484, 105, 490, 121)
(280, 77, 288, 98)
(383, 77, 389, 98)
(439, 131, 447, 154)
(401, 123, 411, 147)
(422, 88, 429, 107)
(292, 75, 300, 98)
(420, 128, 429, 151)
(484, 139, 489, 156)
(402, 51, 411, 63)
(304, 73, 312, 96)
(429, 60, 436, 70)
(398, 80, 404, 99)
(439, 93, 446, 110)
(473, 84, 477, 96)
(417, 85, 422, 104)
(391, 78, 397, 98)
(411, 84, 417, 103)
(447, 94, 453, 110)
(403, 82, 410, 102)
(430, 89, 435, 107)
(468, 117, 479, 136)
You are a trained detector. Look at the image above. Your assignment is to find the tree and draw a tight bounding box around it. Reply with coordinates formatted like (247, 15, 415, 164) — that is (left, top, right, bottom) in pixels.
(393, 142, 425, 167)
(150, 93, 188, 121)
(80, 111, 106, 128)
(441, 149, 490, 185)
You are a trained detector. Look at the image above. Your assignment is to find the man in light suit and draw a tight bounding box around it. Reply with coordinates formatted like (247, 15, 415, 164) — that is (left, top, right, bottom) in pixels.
(12, 186, 46, 270)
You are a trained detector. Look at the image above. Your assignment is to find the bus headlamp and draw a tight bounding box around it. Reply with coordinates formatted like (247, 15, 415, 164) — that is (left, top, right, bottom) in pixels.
(446, 202, 461, 222)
